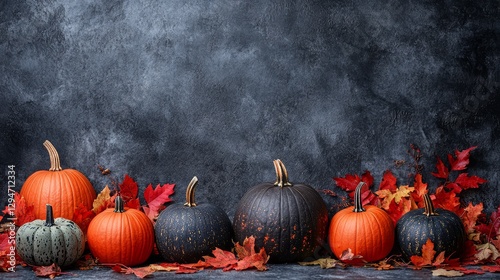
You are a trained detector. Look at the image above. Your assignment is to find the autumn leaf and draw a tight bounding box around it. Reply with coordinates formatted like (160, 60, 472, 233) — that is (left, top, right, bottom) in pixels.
(454, 173, 487, 191)
(298, 257, 343, 269)
(124, 198, 141, 210)
(431, 186, 461, 214)
(142, 183, 175, 223)
(410, 239, 446, 269)
(481, 265, 500, 272)
(10, 192, 35, 227)
(379, 170, 397, 192)
(475, 243, 500, 263)
(33, 263, 71, 278)
(339, 248, 365, 266)
(119, 174, 139, 202)
(411, 174, 428, 207)
(432, 268, 464, 277)
(92, 185, 111, 214)
(448, 146, 477, 171)
(76, 253, 98, 270)
(234, 236, 269, 271)
(203, 248, 238, 270)
(490, 206, 500, 237)
(431, 157, 449, 179)
(334, 171, 377, 206)
(111, 263, 154, 278)
(72, 203, 95, 234)
(461, 202, 483, 234)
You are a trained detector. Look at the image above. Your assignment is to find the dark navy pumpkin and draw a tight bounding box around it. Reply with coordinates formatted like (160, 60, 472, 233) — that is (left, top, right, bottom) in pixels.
(395, 194, 466, 260)
(233, 159, 329, 263)
(155, 176, 233, 263)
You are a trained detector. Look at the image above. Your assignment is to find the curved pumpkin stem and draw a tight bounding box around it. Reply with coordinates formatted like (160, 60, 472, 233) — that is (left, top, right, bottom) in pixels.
(43, 140, 63, 171)
(114, 195, 125, 213)
(184, 176, 198, 207)
(353, 182, 366, 213)
(45, 204, 55, 227)
(422, 194, 439, 217)
(273, 159, 292, 188)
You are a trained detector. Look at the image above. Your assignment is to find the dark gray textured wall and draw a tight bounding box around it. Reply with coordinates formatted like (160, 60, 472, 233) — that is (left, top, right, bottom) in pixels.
(1, 0, 499, 218)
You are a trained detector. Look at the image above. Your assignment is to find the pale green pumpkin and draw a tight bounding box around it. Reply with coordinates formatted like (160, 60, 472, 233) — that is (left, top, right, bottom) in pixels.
(16, 204, 85, 267)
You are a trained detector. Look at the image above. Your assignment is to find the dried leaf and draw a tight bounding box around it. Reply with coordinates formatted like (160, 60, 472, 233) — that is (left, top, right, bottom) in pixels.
(119, 174, 139, 202)
(298, 257, 342, 269)
(33, 263, 70, 278)
(111, 263, 154, 278)
(461, 202, 483, 233)
(92, 185, 111, 214)
(448, 146, 477, 171)
(339, 248, 365, 266)
(431, 157, 449, 179)
(432, 268, 464, 277)
(72, 203, 95, 234)
(475, 243, 500, 262)
(142, 183, 175, 223)
(203, 248, 238, 270)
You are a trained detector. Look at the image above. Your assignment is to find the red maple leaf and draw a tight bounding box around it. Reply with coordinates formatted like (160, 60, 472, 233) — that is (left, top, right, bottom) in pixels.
(379, 170, 397, 191)
(11, 192, 36, 227)
(333, 171, 374, 192)
(339, 248, 366, 266)
(447, 146, 477, 171)
(119, 174, 139, 202)
(73, 203, 96, 234)
(454, 173, 487, 191)
(431, 186, 461, 214)
(124, 198, 141, 210)
(431, 156, 449, 179)
(142, 183, 175, 223)
(234, 236, 269, 271)
(411, 174, 428, 207)
(203, 248, 238, 270)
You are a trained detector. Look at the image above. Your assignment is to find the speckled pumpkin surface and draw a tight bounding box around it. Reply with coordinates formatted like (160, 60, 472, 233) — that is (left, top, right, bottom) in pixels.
(395, 194, 466, 260)
(15, 205, 85, 267)
(155, 176, 234, 263)
(233, 160, 329, 263)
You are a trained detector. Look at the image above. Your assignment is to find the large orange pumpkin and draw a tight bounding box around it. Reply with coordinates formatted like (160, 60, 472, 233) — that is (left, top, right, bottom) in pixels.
(87, 195, 154, 266)
(20, 140, 96, 220)
(328, 182, 394, 262)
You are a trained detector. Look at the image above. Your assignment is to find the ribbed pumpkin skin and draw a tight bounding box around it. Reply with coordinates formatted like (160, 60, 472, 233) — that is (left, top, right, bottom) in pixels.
(21, 169, 96, 220)
(328, 205, 395, 262)
(16, 216, 85, 266)
(87, 207, 154, 266)
(233, 183, 329, 263)
(395, 208, 466, 260)
(155, 203, 234, 263)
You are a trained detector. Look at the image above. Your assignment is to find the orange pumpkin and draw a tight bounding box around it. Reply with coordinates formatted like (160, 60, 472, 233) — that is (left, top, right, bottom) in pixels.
(20, 140, 96, 220)
(87, 195, 154, 266)
(328, 182, 394, 262)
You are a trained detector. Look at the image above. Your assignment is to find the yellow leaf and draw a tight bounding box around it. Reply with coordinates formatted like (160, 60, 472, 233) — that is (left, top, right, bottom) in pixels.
(475, 243, 500, 261)
(393, 185, 414, 204)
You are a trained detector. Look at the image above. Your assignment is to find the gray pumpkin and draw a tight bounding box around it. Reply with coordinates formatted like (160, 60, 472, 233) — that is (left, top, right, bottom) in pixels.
(16, 204, 85, 267)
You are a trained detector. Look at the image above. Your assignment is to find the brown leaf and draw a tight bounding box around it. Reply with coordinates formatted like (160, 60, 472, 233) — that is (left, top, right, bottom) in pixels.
(432, 268, 464, 277)
(33, 263, 70, 278)
(92, 185, 111, 214)
(298, 257, 342, 269)
(111, 264, 154, 278)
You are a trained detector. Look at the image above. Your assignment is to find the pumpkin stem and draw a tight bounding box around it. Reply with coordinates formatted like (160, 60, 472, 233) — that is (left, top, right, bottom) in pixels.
(273, 159, 292, 188)
(423, 194, 439, 217)
(43, 140, 63, 171)
(184, 176, 198, 207)
(353, 182, 366, 212)
(45, 204, 55, 227)
(114, 195, 125, 213)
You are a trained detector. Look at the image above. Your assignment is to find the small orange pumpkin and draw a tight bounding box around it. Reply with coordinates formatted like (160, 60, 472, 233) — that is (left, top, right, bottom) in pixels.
(328, 182, 394, 262)
(87, 195, 154, 266)
(20, 140, 96, 220)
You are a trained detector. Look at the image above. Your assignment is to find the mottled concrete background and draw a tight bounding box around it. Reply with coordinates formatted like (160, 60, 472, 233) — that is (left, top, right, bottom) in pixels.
(1, 0, 499, 218)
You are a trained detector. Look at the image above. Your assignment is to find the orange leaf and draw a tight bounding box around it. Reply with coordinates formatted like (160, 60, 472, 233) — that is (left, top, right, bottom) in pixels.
(92, 185, 111, 214)
(410, 239, 438, 269)
(461, 202, 483, 233)
(481, 265, 500, 273)
(411, 174, 428, 207)
(432, 251, 446, 266)
(111, 263, 154, 278)
(203, 248, 238, 270)
(431, 186, 461, 214)
(234, 236, 269, 271)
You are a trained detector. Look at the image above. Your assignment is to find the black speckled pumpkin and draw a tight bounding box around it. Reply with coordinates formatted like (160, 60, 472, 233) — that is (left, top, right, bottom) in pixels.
(15, 204, 85, 267)
(233, 159, 329, 263)
(155, 176, 234, 263)
(395, 194, 466, 260)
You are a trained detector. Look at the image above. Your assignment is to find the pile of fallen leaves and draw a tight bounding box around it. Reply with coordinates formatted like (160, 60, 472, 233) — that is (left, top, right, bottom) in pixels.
(316, 145, 500, 276)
